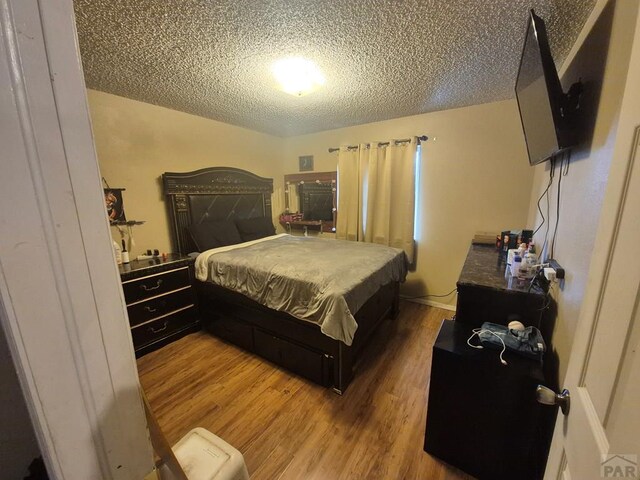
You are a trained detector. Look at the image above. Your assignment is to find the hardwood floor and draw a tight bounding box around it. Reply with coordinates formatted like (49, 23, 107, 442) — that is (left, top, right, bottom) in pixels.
(137, 301, 473, 480)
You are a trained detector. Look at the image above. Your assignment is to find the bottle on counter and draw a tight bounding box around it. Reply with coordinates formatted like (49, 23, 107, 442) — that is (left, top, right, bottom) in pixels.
(528, 241, 536, 255)
(121, 239, 130, 264)
(113, 240, 122, 265)
(510, 255, 522, 277)
(518, 242, 527, 258)
(521, 247, 538, 279)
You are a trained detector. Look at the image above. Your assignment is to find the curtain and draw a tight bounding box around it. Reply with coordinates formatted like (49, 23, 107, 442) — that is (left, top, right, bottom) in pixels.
(336, 146, 365, 241)
(336, 138, 418, 263)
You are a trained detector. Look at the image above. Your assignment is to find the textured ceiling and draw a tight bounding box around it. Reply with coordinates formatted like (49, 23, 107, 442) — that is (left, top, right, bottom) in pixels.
(74, 0, 596, 137)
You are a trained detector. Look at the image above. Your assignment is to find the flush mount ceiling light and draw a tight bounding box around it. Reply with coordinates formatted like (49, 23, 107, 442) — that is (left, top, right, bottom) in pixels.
(271, 57, 326, 97)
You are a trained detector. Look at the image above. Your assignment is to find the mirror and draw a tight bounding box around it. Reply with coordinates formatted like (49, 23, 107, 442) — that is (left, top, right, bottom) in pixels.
(283, 171, 337, 233)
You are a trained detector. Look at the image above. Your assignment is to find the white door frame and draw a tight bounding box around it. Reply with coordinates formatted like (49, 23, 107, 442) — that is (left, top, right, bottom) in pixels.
(544, 2, 640, 478)
(0, 1, 152, 478)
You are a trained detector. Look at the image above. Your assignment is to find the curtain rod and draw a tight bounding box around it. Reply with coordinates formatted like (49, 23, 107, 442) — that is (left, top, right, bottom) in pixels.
(328, 135, 428, 153)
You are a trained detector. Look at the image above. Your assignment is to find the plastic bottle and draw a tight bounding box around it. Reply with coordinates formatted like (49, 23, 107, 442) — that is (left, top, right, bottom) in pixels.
(522, 248, 538, 279)
(121, 239, 130, 264)
(502, 235, 510, 255)
(113, 240, 122, 265)
(511, 255, 522, 277)
(528, 241, 536, 255)
(518, 242, 527, 258)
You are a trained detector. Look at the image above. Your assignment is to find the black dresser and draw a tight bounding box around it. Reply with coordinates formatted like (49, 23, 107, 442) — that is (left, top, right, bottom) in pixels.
(424, 244, 557, 480)
(119, 254, 199, 357)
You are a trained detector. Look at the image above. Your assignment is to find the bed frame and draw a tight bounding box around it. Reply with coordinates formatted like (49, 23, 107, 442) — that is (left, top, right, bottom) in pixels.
(162, 167, 399, 394)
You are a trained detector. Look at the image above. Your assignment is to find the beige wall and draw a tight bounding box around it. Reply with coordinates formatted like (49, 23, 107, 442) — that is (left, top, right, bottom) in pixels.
(90, 91, 534, 308)
(87, 89, 285, 257)
(282, 99, 534, 305)
(526, 0, 638, 383)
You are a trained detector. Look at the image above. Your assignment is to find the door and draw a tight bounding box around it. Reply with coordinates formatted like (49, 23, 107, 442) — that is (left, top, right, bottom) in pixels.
(0, 0, 153, 478)
(544, 9, 640, 480)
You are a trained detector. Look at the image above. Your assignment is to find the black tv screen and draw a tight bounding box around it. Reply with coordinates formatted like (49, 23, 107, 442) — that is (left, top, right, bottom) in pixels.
(515, 10, 572, 166)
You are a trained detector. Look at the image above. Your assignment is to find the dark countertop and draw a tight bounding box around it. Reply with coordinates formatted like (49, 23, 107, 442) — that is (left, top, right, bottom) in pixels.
(118, 253, 193, 280)
(458, 244, 545, 296)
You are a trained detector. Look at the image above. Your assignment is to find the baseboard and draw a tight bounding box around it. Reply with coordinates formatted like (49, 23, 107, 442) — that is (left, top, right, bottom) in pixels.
(402, 296, 457, 312)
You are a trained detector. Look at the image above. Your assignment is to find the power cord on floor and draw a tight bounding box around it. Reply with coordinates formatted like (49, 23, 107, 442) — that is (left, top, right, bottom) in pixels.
(402, 287, 458, 300)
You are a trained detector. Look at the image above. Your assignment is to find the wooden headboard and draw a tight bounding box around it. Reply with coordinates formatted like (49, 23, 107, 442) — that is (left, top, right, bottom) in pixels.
(162, 167, 274, 255)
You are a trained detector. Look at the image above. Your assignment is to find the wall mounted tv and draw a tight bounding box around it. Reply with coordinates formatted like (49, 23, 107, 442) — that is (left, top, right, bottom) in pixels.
(515, 10, 582, 166)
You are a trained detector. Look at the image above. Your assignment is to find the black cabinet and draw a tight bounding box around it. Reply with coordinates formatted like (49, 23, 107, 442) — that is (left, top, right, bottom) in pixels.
(119, 254, 199, 357)
(424, 244, 557, 480)
(424, 321, 556, 480)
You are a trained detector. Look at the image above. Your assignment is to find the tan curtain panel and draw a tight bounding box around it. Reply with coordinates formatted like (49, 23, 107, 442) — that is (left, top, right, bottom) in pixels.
(336, 138, 418, 263)
(363, 139, 417, 263)
(336, 146, 364, 241)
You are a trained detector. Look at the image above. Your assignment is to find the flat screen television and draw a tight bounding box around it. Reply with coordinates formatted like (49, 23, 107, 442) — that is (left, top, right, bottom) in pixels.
(515, 10, 582, 166)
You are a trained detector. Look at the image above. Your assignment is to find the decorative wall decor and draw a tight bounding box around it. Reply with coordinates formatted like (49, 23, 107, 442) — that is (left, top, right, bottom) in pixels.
(299, 155, 314, 172)
(104, 188, 126, 224)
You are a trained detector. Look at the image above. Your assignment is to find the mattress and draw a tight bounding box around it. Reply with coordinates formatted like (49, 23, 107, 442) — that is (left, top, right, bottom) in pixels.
(195, 234, 407, 345)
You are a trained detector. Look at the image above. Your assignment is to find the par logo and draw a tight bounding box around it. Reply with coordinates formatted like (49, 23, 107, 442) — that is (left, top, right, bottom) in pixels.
(601, 454, 638, 478)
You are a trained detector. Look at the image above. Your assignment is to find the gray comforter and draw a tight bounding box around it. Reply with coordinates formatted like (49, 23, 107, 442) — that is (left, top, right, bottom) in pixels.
(195, 235, 407, 345)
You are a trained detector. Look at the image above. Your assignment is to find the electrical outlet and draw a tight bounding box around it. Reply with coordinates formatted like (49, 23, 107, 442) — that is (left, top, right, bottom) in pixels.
(547, 259, 565, 279)
(544, 267, 557, 282)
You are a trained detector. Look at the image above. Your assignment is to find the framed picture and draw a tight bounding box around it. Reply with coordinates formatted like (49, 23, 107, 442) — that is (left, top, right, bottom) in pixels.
(299, 155, 314, 172)
(104, 188, 126, 225)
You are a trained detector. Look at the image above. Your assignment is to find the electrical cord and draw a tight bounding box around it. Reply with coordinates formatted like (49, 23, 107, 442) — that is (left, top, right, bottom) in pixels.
(532, 157, 556, 237)
(543, 159, 556, 252)
(538, 282, 557, 311)
(550, 151, 568, 259)
(467, 328, 508, 365)
(562, 152, 571, 175)
(402, 287, 458, 300)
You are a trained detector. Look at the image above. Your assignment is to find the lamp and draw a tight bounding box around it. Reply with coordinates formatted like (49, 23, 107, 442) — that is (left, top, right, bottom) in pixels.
(272, 57, 325, 97)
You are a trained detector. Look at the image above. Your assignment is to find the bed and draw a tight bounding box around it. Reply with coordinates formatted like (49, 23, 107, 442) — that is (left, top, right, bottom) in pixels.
(163, 167, 405, 394)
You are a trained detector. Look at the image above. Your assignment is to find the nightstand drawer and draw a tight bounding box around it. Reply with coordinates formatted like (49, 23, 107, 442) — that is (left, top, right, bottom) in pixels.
(122, 267, 190, 304)
(127, 287, 194, 327)
(131, 306, 196, 349)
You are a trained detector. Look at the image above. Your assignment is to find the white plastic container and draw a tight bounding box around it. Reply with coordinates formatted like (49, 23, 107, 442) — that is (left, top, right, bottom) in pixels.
(164, 427, 250, 480)
(510, 255, 522, 277)
(113, 240, 122, 265)
(507, 248, 519, 267)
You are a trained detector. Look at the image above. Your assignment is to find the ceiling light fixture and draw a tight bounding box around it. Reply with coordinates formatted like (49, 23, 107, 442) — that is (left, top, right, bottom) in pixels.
(271, 57, 325, 97)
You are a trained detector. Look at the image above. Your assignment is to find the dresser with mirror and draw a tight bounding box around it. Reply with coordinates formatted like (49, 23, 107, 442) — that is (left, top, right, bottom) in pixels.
(282, 171, 337, 234)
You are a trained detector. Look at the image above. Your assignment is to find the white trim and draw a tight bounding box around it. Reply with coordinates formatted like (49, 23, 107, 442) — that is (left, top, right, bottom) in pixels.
(0, 1, 153, 478)
(403, 296, 457, 312)
(545, 4, 640, 477)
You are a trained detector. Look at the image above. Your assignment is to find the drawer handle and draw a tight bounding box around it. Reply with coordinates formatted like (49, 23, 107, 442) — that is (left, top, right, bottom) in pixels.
(144, 300, 166, 313)
(148, 321, 169, 334)
(140, 279, 163, 291)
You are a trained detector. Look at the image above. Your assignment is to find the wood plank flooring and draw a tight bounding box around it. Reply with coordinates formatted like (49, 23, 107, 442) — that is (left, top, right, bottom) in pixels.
(137, 301, 473, 480)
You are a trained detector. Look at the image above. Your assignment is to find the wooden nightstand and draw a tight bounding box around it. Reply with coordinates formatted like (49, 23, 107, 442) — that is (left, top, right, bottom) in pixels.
(119, 254, 199, 357)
